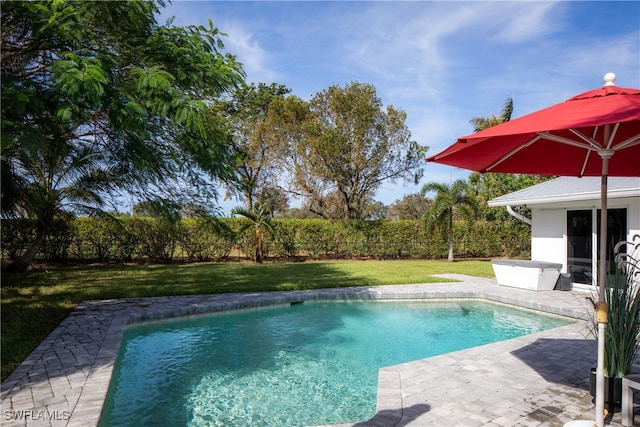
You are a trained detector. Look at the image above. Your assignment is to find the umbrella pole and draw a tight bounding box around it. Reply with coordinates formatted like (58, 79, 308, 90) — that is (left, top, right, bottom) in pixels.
(595, 149, 613, 427)
(595, 323, 605, 427)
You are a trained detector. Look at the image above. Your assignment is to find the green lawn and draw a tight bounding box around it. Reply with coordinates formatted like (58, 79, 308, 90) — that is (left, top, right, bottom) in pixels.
(1, 259, 494, 380)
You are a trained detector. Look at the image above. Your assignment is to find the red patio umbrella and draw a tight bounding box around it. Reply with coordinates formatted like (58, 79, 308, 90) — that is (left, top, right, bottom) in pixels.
(427, 73, 640, 427)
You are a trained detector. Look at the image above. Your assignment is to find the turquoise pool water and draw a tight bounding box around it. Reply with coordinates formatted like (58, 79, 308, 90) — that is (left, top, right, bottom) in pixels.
(100, 300, 572, 427)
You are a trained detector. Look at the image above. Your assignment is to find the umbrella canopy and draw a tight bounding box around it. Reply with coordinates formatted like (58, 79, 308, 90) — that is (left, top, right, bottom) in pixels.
(426, 78, 640, 177)
(426, 73, 640, 427)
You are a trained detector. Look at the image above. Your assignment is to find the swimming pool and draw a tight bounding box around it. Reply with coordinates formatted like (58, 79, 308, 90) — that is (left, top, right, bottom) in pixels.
(99, 300, 572, 427)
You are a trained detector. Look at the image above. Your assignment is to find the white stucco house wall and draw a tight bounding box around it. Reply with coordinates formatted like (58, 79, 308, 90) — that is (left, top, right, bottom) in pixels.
(488, 176, 640, 291)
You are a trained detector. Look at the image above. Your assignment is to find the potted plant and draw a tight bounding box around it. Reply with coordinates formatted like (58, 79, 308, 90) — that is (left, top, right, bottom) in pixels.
(589, 268, 640, 408)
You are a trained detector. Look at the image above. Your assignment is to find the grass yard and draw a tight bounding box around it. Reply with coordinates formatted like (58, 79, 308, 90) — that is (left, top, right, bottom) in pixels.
(1, 259, 494, 380)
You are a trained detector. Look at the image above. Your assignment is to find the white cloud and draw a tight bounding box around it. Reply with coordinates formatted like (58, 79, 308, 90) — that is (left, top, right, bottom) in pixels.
(339, 1, 564, 98)
(220, 21, 283, 84)
(491, 2, 563, 43)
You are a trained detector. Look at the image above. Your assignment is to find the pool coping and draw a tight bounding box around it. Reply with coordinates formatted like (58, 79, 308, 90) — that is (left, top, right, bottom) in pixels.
(1, 274, 630, 426)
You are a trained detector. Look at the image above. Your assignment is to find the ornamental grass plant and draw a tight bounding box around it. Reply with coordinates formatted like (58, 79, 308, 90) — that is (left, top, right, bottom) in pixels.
(604, 269, 640, 378)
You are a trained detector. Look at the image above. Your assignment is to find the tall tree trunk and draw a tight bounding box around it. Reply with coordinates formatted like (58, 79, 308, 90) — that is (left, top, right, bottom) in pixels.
(255, 228, 263, 263)
(246, 192, 253, 212)
(447, 228, 454, 262)
(5, 230, 46, 273)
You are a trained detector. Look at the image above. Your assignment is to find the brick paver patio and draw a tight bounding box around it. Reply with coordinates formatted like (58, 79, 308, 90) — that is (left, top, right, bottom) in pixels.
(2, 274, 638, 426)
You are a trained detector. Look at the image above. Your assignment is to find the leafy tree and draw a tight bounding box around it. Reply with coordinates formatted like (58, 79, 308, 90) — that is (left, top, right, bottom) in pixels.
(278, 207, 320, 219)
(255, 186, 289, 217)
(216, 82, 291, 211)
(1, 0, 244, 271)
(272, 82, 427, 220)
(132, 200, 181, 220)
(421, 180, 478, 262)
(468, 173, 552, 222)
(298, 191, 386, 220)
(361, 199, 388, 220)
(387, 193, 430, 220)
(230, 204, 276, 263)
(180, 203, 213, 219)
(132, 200, 214, 219)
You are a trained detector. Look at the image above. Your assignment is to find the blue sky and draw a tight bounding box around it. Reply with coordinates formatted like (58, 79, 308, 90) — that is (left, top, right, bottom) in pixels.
(158, 1, 640, 211)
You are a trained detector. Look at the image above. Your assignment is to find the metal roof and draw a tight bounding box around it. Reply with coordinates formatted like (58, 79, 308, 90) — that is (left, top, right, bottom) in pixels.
(488, 176, 640, 207)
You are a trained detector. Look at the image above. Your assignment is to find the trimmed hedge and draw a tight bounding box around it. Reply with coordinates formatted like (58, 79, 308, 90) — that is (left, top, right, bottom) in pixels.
(1, 216, 530, 263)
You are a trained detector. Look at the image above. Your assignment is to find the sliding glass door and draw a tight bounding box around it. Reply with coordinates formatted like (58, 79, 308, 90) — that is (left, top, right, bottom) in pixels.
(567, 210, 593, 285)
(567, 208, 627, 286)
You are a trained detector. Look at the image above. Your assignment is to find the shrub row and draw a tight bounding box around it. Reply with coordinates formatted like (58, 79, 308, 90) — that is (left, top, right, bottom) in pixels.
(1, 216, 530, 263)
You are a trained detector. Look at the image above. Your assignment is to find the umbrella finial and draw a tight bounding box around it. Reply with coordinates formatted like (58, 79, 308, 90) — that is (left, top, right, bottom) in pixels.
(603, 72, 616, 87)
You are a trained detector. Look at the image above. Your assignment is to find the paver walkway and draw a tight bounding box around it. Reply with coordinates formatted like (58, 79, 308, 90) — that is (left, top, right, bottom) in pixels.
(1, 274, 638, 426)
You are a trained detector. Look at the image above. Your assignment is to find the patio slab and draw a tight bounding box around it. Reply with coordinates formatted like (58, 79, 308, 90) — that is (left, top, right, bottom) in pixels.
(1, 274, 638, 426)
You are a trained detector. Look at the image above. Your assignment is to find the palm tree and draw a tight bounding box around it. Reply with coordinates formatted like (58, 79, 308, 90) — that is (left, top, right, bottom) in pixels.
(467, 97, 553, 222)
(230, 204, 276, 263)
(421, 180, 478, 262)
(3, 135, 120, 272)
(469, 97, 513, 132)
